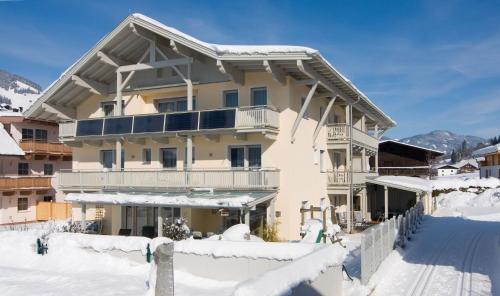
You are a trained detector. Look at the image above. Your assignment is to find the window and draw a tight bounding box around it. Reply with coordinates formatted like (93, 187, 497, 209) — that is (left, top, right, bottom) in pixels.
(142, 148, 151, 164)
(229, 145, 261, 169)
(251, 87, 267, 106)
(223, 90, 239, 107)
(44, 164, 54, 175)
(156, 97, 196, 113)
(319, 150, 325, 172)
(183, 146, 195, 166)
(18, 163, 29, 175)
(160, 148, 177, 169)
(35, 129, 48, 142)
(22, 128, 33, 140)
(43, 196, 54, 202)
(333, 152, 342, 170)
(17, 197, 28, 211)
(102, 102, 115, 117)
(100, 150, 114, 169)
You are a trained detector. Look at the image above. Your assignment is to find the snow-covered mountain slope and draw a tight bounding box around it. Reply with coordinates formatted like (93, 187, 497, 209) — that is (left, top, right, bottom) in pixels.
(398, 130, 486, 155)
(0, 69, 41, 112)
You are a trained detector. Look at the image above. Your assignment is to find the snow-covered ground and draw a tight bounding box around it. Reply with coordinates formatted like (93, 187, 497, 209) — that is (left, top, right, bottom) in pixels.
(369, 187, 500, 296)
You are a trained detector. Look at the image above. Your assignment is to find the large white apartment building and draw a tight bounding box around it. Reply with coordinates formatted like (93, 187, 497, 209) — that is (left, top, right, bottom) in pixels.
(26, 14, 395, 239)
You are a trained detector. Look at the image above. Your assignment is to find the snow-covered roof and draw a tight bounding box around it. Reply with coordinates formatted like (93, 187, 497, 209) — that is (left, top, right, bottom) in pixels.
(379, 139, 444, 155)
(435, 164, 459, 169)
(26, 13, 395, 129)
(366, 175, 432, 193)
(0, 123, 24, 156)
(453, 159, 479, 169)
(66, 191, 276, 209)
(472, 144, 500, 157)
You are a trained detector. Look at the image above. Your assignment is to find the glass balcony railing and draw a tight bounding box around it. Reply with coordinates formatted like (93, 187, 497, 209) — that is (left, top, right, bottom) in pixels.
(60, 106, 279, 139)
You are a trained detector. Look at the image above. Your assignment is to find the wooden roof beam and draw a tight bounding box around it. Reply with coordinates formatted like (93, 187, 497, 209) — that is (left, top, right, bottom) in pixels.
(41, 103, 76, 120)
(117, 57, 192, 73)
(71, 75, 109, 96)
(216, 60, 244, 85)
(263, 60, 286, 85)
(96, 51, 129, 68)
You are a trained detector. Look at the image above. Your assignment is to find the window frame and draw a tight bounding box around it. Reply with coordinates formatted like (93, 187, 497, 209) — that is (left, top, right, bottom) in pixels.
(43, 163, 54, 176)
(155, 97, 197, 113)
(18, 162, 29, 175)
(250, 87, 267, 106)
(142, 148, 152, 165)
(160, 147, 178, 169)
(17, 197, 29, 212)
(35, 129, 48, 142)
(228, 144, 262, 169)
(223, 89, 239, 108)
(101, 101, 116, 117)
(21, 128, 33, 140)
(100, 150, 115, 170)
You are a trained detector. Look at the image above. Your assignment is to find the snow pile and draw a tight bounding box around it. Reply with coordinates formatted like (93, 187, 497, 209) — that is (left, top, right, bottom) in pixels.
(175, 239, 321, 261)
(437, 188, 500, 209)
(66, 191, 257, 208)
(300, 219, 341, 243)
(206, 224, 264, 242)
(0, 123, 24, 156)
(233, 244, 347, 296)
(49, 233, 153, 255)
(431, 175, 500, 190)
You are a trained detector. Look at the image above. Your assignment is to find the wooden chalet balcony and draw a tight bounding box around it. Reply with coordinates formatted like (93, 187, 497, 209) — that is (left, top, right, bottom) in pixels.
(19, 140, 72, 156)
(59, 168, 280, 191)
(59, 106, 279, 140)
(326, 170, 377, 187)
(327, 124, 379, 151)
(0, 176, 52, 191)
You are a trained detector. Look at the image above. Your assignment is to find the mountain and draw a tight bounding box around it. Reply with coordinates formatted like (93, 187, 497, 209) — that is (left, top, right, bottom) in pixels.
(398, 130, 487, 155)
(0, 69, 41, 113)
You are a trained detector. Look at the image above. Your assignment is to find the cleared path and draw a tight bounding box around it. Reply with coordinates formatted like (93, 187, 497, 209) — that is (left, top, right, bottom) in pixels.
(372, 213, 500, 296)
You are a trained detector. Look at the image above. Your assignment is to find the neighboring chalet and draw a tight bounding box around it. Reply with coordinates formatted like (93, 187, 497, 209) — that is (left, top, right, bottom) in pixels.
(454, 159, 479, 174)
(435, 164, 458, 176)
(473, 144, 500, 178)
(25, 14, 395, 238)
(377, 140, 444, 178)
(0, 113, 72, 224)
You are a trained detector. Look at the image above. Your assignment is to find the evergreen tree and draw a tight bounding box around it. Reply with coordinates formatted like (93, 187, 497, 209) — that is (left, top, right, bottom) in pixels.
(451, 150, 458, 163)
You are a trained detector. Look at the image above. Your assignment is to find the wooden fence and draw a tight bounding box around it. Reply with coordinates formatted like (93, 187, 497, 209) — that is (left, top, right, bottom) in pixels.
(36, 201, 72, 221)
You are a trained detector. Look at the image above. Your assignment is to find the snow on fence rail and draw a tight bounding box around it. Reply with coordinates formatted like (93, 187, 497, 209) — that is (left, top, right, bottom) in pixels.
(361, 201, 424, 285)
(0, 220, 69, 232)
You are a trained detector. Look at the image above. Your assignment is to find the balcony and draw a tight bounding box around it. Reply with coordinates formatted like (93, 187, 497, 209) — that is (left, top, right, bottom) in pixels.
(59, 168, 280, 191)
(326, 170, 377, 187)
(327, 124, 378, 151)
(19, 140, 72, 156)
(59, 106, 279, 140)
(0, 176, 52, 191)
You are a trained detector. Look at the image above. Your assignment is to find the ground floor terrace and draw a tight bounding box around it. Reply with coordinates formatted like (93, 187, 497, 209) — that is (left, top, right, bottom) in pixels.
(66, 190, 276, 238)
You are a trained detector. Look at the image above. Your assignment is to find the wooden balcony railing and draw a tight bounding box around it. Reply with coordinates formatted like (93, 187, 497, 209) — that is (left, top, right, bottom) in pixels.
(19, 140, 72, 155)
(326, 171, 377, 186)
(59, 168, 280, 190)
(0, 176, 52, 191)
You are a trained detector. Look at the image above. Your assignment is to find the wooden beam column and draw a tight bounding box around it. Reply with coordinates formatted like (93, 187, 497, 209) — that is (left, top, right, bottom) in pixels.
(384, 186, 389, 220)
(290, 81, 318, 143)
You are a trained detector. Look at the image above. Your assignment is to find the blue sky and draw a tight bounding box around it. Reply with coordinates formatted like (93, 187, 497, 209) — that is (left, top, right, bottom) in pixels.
(1, 0, 499, 139)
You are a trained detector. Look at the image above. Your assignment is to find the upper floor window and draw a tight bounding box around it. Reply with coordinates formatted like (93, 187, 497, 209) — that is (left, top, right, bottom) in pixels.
(35, 129, 48, 142)
(251, 87, 267, 106)
(22, 128, 33, 140)
(156, 97, 196, 113)
(44, 164, 54, 175)
(100, 150, 114, 169)
(102, 102, 115, 117)
(18, 163, 29, 175)
(223, 90, 239, 108)
(160, 148, 177, 169)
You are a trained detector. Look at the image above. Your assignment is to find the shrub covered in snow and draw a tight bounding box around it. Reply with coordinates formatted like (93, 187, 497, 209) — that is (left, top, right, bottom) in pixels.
(162, 218, 190, 241)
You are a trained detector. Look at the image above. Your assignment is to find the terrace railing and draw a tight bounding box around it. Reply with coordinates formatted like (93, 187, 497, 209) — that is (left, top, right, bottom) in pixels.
(19, 140, 72, 155)
(326, 171, 377, 186)
(0, 176, 52, 191)
(59, 168, 280, 190)
(327, 124, 379, 150)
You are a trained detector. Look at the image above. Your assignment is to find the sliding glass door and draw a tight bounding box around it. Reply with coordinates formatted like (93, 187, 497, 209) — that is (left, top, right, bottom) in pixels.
(229, 145, 261, 169)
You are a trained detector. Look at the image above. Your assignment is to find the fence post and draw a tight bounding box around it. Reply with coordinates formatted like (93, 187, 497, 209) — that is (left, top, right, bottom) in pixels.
(155, 242, 174, 296)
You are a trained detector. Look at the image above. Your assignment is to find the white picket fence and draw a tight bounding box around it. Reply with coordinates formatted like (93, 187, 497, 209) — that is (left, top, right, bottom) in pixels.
(360, 202, 424, 284)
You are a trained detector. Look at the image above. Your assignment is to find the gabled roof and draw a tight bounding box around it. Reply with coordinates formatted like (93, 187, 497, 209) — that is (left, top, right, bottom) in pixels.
(0, 123, 24, 156)
(379, 139, 444, 155)
(453, 159, 479, 169)
(435, 164, 459, 169)
(472, 143, 500, 157)
(25, 13, 395, 129)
